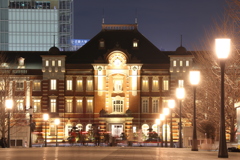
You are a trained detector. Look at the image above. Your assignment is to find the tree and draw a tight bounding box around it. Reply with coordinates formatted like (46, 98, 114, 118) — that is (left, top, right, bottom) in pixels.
(0, 52, 28, 142)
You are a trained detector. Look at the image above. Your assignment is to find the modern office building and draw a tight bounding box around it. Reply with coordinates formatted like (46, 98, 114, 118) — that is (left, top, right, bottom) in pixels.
(0, 0, 73, 51)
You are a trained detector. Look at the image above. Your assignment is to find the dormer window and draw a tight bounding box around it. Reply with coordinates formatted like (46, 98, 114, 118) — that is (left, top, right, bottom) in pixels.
(18, 57, 25, 69)
(99, 39, 105, 48)
(133, 39, 139, 48)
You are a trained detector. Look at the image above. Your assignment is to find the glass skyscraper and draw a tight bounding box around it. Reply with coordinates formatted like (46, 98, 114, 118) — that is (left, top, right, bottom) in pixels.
(0, 0, 73, 51)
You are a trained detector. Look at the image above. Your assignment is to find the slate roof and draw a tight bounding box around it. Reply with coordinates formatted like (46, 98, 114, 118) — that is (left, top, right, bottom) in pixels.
(67, 24, 170, 65)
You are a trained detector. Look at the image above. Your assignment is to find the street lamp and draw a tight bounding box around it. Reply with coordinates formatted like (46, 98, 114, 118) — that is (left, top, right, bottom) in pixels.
(160, 114, 165, 147)
(190, 70, 200, 151)
(168, 99, 175, 147)
(215, 38, 231, 158)
(55, 118, 60, 147)
(163, 107, 170, 147)
(29, 107, 33, 148)
(5, 99, 13, 148)
(43, 114, 49, 147)
(176, 87, 185, 148)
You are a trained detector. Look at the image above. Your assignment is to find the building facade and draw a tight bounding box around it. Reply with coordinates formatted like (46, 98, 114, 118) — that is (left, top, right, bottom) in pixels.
(1, 23, 197, 146)
(0, 0, 73, 51)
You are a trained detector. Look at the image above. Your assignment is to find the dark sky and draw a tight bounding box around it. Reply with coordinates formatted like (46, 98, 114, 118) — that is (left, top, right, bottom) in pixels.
(74, 0, 227, 51)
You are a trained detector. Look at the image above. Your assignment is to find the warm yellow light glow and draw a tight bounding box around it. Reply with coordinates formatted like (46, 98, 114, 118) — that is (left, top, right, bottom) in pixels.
(163, 108, 170, 115)
(189, 70, 200, 85)
(54, 119, 60, 125)
(215, 38, 231, 59)
(176, 88, 185, 99)
(155, 119, 160, 125)
(43, 114, 49, 121)
(168, 99, 175, 109)
(5, 99, 13, 109)
(160, 114, 165, 120)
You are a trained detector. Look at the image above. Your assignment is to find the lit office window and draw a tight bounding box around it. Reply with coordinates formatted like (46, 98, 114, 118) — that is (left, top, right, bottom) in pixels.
(180, 60, 183, 66)
(142, 79, 149, 91)
(58, 60, 62, 66)
(66, 80, 72, 90)
(33, 99, 41, 112)
(76, 99, 83, 113)
(50, 99, 56, 112)
(33, 81, 41, 91)
(173, 60, 176, 66)
(186, 60, 189, 66)
(16, 100, 24, 111)
(46, 60, 49, 66)
(66, 99, 72, 112)
(52, 60, 55, 66)
(16, 82, 24, 90)
(86, 99, 93, 113)
(51, 79, 57, 90)
(113, 100, 123, 113)
(76, 79, 83, 91)
(152, 79, 159, 91)
(163, 80, 169, 90)
(87, 79, 93, 91)
(178, 80, 184, 88)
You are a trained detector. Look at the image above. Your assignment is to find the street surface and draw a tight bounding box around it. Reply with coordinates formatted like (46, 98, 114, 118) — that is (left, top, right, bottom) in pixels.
(0, 147, 239, 160)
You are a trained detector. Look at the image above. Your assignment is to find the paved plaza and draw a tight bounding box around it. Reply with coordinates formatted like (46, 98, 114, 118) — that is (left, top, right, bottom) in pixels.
(0, 147, 239, 160)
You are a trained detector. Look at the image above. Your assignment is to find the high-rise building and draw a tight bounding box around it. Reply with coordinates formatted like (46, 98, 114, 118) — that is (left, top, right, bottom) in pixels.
(0, 0, 73, 51)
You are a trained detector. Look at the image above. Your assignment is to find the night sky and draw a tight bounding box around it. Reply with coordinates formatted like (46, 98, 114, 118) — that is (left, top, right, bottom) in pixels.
(74, 0, 227, 51)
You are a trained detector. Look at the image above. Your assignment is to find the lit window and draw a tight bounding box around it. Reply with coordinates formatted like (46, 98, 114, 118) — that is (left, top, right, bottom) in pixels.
(50, 99, 56, 112)
(152, 99, 159, 113)
(180, 61, 183, 66)
(33, 99, 41, 112)
(16, 82, 24, 90)
(66, 80, 72, 90)
(173, 60, 176, 67)
(133, 42, 138, 47)
(178, 80, 184, 87)
(186, 60, 189, 66)
(99, 40, 105, 48)
(163, 80, 169, 90)
(87, 79, 93, 91)
(142, 99, 149, 113)
(76, 99, 83, 113)
(0, 81, 5, 90)
(113, 100, 123, 113)
(46, 60, 49, 67)
(76, 79, 83, 91)
(142, 79, 149, 91)
(33, 81, 41, 91)
(52, 60, 55, 66)
(51, 79, 57, 90)
(152, 79, 159, 92)
(66, 99, 72, 112)
(58, 60, 61, 66)
(16, 99, 24, 111)
(86, 99, 93, 113)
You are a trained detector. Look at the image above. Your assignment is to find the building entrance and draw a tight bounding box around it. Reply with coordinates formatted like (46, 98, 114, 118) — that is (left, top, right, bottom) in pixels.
(111, 124, 123, 137)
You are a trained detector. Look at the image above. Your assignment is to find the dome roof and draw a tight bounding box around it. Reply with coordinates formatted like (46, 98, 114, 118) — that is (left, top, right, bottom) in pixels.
(175, 46, 187, 54)
(49, 46, 60, 55)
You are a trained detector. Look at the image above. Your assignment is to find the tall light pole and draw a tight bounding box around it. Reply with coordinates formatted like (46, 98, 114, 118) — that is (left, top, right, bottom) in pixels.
(176, 87, 185, 148)
(29, 107, 33, 148)
(168, 99, 175, 148)
(5, 99, 13, 148)
(160, 114, 165, 147)
(190, 70, 200, 151)
(163, 107, 170, 147)
(43, 114, 49, 147)
(55, 118, 60, 147)
(215, 38, 231, 158)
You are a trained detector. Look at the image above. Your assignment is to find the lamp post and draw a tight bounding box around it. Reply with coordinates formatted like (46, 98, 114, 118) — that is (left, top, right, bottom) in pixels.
(29, 107, 33, 148)
(176, 87, 185, 148)
(215, 38, 231, 158)
(168, 99, 175, 148)
(163, 108, 170, 147)
(43, 114, 49, 147)
(55, 118, 60, 147)
(190, 70, 200, 151)
(155, 119, 160, 146)
(5, 99, 13, 148)
(160, 114, 165, 147)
